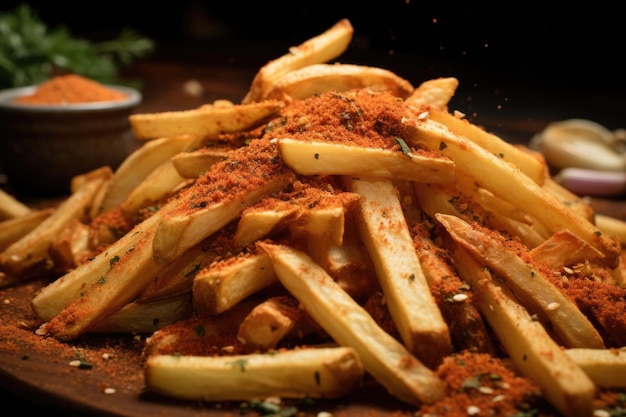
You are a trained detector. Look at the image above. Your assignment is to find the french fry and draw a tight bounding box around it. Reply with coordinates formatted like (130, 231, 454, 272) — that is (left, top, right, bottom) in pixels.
(451, 244, 596, 417)
(145, 346, 364, 401)
(98, 134, 201, 213)
(47, 219, 91, 273)
(242, 18, 354, 104)
(276, 138, 455, 183)
(236, 295, 311, 351)
(0, 188, 31, 220)
(170, 147, 231, 179)
(120, 158, 188, 217)
(436, 213, 605, 349)
(406, 117, 621, 267)
(421, 107, 547, 185)
(529, 229, 606, 269)
(263, 63, 414, 101)
(91, 293, 193, 334)
(404, 77, 458, 110)
(343, 176, 451, 368)
(192, 250, 277, 316)
(258, 241, 446, 406)
(0, 208, 54, 251)
(129, 100, 284, 140)
(0, 171, 108, 279)
(565, 348, 626, 388)
(595, 213, 626, 245)
(152, 138, 296, 264)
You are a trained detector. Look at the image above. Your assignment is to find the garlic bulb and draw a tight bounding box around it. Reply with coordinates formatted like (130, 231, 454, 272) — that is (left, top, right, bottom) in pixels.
(530, 119, 626, 172)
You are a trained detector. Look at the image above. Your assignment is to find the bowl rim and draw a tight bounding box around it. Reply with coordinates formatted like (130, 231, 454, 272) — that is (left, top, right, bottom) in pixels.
(0, 85, 142, 112)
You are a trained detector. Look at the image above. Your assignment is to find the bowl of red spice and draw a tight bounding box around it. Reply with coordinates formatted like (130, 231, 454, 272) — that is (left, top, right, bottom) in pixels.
(0, 74, 141, 196)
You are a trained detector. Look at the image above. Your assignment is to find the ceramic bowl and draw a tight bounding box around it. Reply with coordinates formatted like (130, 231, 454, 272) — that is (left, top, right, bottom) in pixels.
(0, 85, 141, 196)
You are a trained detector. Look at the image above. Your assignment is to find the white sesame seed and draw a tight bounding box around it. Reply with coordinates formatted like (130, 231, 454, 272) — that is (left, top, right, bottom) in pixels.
(264, 396, 281, 405)
(221, 345, 235, 353)
(104, 387, 116, 395)
(102, 353, 111, 359)
(269, 138, 278, 144)
(492, 394, 506, 402)
(563, 266, 574, 274)
(467, 405, 480, 415)
(69, 360, 82, 367)
(547, 302, 560, 311)
(593, 409, 610, 417)
(3, 299, 10, 304)
(453, 110, 466, 119)
(452, 293, 468, 302)
(478, 386, 494, 394)
(417, 111, 429, 120)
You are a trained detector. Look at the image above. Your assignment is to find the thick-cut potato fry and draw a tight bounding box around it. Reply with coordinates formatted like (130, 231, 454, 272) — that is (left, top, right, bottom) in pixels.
(170, 147, 231, 179)
(145, 346, 364, 401)
(0, 208, 54, 251)
(129, 100, 283, 140)
(436, 213, 605, 349)
(541, 176, 595, 222)
(120, 159, 187, 217)
(343, 176, 451, 368)
(451, 244, 595, 417)
(565, 348, 626, 388)
(0, 188, 31, 220)
(48, 219, 91, 272)
(192, 251, 277, 316)
(422, 107, 546, 185)
(276, 138, 455, 183)
(98, 134, 201, 213)
(0, 172, 108, 278)
(404, 77, 458, 110)
(595, 213, 626, 245)
(242, 19, 354, 104)
(236, 295, 311, 350)
(263, 63, 414, 101)
(406, 117, 620, 268)
(31, 210, 164, 323)
(91, 293, 193, 334)
(152, 139, 296, 264)
(529, 229, 606, 269)
(258, 241, 445, 406)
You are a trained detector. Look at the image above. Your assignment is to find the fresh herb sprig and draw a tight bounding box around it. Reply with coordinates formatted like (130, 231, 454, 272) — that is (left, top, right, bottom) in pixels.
(0, 3, 154, 89)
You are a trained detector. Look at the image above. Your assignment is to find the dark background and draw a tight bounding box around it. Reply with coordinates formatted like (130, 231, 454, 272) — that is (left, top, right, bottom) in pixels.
(1, 1, 625, 135)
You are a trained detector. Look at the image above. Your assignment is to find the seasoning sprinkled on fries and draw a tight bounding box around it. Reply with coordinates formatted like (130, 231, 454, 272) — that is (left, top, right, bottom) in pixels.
(2, 18, 626, 417)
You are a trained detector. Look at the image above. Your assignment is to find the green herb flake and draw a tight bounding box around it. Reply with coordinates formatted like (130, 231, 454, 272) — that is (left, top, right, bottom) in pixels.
(109, 255, 120, 269)
(394, 137, 412, 156)
(230, 359, 248, 372)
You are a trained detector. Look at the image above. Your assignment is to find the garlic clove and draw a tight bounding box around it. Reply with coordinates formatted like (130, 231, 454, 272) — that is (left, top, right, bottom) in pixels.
(530, 119, 626, 172)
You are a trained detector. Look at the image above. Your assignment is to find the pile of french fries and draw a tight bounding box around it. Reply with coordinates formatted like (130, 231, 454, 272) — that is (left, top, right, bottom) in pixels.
(2, 18, 626, 416)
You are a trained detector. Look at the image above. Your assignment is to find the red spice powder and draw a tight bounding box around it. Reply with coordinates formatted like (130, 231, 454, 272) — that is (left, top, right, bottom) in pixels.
(13, 74, 127, 105)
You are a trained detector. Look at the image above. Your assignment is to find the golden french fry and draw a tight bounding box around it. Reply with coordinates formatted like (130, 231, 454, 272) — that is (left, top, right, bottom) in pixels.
(276, 138, 455, 183)
(170, 147, 232, 179)
(406, 117, 620, 268)
(242, 19, 354, 104)
(192, 250, 277, 316)
(595, 213, 626, 245)
(145, 346, 364, 401)
(436, 213, 605, 349)
(129, 100, 283, 140)
(0, 188, 31, 220)
(263, 63, 414, 101)
(0, 172, 108, 279)
(120, 159, 188, 217)
(451, 244, 595, 417)
(422, 107, 547, 185)
(404, 77, 458, 110)
(343, 176, 451, 368)
(152, 138, 295, 264)
(565, 348, 626, 388)
(258, 241, 445, 406)
(98, 134, 201, 213)
(529, 229, 606, 269)
(91, 293, 193, 334)
(0, 208, 54, 251)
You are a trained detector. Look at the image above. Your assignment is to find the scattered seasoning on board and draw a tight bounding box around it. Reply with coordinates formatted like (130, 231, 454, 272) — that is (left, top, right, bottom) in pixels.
(13, 74, 127, 105)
